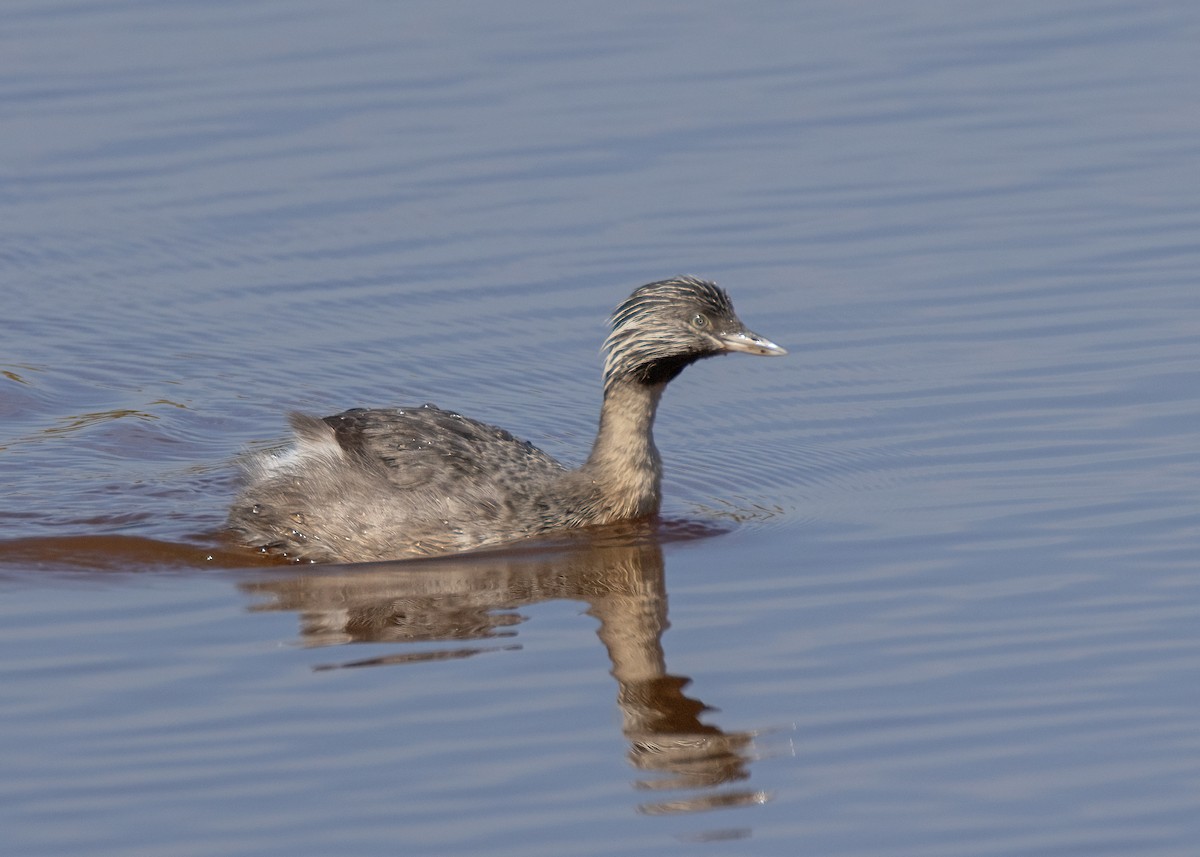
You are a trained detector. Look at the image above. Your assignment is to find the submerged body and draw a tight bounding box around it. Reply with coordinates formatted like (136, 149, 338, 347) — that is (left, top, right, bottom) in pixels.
(229, 276, 785, 562)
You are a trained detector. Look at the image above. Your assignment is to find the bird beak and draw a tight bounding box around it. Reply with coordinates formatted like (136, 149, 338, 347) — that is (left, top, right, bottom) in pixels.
(718, 327, 788, 356)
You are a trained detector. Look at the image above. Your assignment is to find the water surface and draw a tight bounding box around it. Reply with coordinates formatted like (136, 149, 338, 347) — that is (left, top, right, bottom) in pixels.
(3, 1, 1199, 855)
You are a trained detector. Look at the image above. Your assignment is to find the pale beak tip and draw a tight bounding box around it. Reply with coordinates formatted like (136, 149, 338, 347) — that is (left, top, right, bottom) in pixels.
(721, 329, 788, 356)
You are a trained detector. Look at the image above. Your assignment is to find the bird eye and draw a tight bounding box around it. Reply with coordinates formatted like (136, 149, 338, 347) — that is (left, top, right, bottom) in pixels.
(691, 314, 709, 328)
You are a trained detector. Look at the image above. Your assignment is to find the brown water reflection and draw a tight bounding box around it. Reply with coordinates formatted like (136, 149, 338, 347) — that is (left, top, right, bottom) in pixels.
(242, 525, 770, 816)
(0, 533, 247, 572)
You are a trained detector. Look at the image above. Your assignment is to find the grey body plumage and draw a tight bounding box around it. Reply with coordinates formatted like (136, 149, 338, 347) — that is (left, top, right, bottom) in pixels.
(229, 276, 785, 563)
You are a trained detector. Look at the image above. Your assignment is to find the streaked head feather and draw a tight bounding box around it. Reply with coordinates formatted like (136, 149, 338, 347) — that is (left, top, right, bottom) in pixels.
(602, 275, 736, 389)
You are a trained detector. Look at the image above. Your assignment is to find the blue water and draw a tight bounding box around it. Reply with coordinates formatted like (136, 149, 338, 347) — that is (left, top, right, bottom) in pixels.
(2, 1, 1199, 854)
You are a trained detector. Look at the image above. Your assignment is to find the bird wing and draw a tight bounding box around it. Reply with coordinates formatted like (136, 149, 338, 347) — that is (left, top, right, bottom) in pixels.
(300, 406, 566, 491)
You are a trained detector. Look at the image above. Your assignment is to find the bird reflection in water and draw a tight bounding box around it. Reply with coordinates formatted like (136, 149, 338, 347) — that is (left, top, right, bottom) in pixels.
(240, 521, 772, 817)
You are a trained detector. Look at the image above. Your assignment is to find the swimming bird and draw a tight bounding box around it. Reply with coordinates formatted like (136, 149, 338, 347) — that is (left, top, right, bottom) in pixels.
(229, 276, 786, 563)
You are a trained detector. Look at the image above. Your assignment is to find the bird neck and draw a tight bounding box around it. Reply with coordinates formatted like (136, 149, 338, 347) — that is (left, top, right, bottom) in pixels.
(581, 377, 666, 519)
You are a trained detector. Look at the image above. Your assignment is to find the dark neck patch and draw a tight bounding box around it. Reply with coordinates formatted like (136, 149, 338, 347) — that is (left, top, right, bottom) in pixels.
(631, 352, 709, 387)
